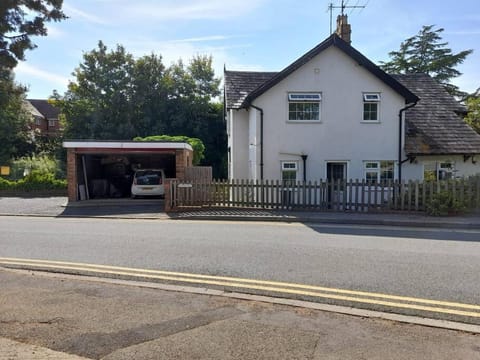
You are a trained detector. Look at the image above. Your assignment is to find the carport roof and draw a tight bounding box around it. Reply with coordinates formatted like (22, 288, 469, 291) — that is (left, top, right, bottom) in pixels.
(63, 141, 193, 151)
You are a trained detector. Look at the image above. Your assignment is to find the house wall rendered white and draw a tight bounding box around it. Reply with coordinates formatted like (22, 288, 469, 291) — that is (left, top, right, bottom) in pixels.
(402, 155, 480, 180)
(228, 109, 249, 179)
(243, 46, 406, 181)
(228, 46, 480, 182)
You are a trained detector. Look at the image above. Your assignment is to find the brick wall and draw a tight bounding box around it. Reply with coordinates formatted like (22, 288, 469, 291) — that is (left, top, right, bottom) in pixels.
(67, 149, 77, 201)
(175, 149, 193, 180)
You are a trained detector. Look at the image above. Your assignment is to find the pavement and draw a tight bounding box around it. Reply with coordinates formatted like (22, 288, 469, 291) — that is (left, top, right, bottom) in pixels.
(1, 196, 480, 229)
(1, 268, 479, 360)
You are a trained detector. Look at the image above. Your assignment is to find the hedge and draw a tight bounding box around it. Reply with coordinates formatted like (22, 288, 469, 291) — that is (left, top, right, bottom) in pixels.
(0, 171, 67, 192)
(134, 135, 205, 165)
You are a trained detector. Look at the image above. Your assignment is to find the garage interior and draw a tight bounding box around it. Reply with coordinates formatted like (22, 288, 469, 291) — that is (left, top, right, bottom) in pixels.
(64, 142, 193, 202)
(78, 153, 175, 199)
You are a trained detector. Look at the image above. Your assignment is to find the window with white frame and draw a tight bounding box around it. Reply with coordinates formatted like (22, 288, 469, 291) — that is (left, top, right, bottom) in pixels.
(34, 117, 41, 126)
(281, 161, 298, 185)
(48, 119, 57, 127)
(423, 161, 455, 181)
(364, 161, 394, 182)
(363, 93, 380, 122)
(288, 93, 321, 121)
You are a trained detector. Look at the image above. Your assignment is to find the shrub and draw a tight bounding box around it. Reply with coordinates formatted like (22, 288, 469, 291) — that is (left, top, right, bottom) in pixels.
(0, 170, 66, 192)
(0, 176, 14, 190)
(134, 135, 205, 165)
(9, 154, 65, 180)
(425, 190, 468, 216)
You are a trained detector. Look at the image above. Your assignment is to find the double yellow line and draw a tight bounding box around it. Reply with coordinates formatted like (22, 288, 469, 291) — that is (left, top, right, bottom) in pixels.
(1, 257, 479, 318)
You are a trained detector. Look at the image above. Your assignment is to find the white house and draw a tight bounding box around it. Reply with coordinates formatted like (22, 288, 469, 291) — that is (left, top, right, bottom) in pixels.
(224, 16, 480, 185)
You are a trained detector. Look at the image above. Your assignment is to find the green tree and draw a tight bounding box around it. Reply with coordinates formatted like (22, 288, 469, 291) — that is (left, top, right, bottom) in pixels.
(56, 43, 227, 177)
(380, 25, 473, 97)
(131, 53, 168, 137)
(465, 89, 480, 133)
(57, 41, 137, 140)
(0, 0, 67, 69)
(0, 69, 33, 165)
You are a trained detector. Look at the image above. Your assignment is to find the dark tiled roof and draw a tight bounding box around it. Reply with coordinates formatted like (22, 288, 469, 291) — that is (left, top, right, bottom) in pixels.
(225, 34, 418, 109)
(224, 38, 480, 156)
(224, 71, 277, 109)
(27, 99, 60, 119)
(393, 74, 480, 155)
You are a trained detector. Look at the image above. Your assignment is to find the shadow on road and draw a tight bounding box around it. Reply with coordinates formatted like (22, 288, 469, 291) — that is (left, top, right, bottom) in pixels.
(305, 223, 480, 242)
(59, 199, 166, 218)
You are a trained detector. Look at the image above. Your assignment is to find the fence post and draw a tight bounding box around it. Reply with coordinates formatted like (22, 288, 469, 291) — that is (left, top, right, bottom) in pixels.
(414, 180, 419, 211)
(164, 179, 173, 212)
(476, 177, 480, 208)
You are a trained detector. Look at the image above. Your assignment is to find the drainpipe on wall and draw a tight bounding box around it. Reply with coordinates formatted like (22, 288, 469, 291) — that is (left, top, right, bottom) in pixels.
(249, 104, 264, 180)
(301, 154, 308, 182)
(398, 101, 418, 183)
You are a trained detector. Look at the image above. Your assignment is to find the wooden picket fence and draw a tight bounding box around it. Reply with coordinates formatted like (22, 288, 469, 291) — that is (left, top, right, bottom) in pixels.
(168, 177, 480, 213)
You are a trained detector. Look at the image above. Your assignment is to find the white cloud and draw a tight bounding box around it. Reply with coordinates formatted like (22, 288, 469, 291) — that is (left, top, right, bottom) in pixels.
(171, 35, 232, 43)
(117, 0, 268, 21)
(46, 25, 64, 38)
(15, 63, 70, 88)
(63, 4, 109, 25)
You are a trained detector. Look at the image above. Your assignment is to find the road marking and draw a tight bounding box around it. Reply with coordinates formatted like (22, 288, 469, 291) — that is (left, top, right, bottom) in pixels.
(1, 257, 479, 318)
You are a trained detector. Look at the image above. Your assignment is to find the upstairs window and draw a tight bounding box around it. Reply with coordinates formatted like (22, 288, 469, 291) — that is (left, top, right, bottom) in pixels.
(288, 93, 321, 121)
(363, 93, 380, 122)
(48, 119, 57, 127)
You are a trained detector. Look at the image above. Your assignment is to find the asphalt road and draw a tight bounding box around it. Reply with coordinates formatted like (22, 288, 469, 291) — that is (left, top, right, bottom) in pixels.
(1, 216, 480, 323)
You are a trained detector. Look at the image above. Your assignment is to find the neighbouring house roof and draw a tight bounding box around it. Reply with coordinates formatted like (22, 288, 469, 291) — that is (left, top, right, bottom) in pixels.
(24, 100, 44, 118)
(393, 74, 480, 156)
(224, 71, 277, 109)
(224, 34, 418, 110)
(27, 99, 60, 119)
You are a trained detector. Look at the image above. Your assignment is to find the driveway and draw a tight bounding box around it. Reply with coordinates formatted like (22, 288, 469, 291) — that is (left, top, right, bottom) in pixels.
(0, 197, 167, 219)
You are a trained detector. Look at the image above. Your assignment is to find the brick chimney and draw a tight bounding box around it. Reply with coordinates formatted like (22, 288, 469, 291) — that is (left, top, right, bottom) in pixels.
(336, 14, 351, 44)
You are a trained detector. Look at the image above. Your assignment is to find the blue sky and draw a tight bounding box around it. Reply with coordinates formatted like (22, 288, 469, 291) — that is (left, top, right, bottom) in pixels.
(14, 0, 480, 99)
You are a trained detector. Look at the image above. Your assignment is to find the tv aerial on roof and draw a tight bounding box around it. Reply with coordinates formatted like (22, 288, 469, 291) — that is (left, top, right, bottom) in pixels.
(327, 0, 367, 34)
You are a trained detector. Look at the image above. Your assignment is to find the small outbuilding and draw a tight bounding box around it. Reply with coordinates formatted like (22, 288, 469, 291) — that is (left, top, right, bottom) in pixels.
(63, 141, 193, 202)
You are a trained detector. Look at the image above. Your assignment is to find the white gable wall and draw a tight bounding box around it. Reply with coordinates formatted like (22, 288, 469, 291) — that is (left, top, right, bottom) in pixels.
(245, 46, 406, 181)
(228, 109, 249, 179)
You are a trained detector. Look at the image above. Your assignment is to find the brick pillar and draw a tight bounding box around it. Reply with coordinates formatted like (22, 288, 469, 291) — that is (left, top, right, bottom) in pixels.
(175, 150, 186, 180)
(175, 149, 195, 180)
(186, 149, 193, 167)
(67, 149, 78, 202)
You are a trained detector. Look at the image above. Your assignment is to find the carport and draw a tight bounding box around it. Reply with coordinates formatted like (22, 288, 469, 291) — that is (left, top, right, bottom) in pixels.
(64, 141, 193, 202)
